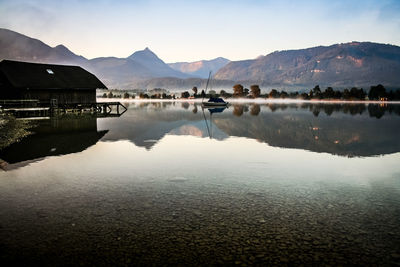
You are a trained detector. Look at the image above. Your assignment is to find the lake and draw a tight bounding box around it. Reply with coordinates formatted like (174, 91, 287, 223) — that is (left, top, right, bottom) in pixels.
(1, 102, 400, 265)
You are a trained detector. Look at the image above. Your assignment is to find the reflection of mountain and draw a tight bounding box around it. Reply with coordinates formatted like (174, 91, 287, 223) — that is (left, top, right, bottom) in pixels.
(214, 107, 400, 157)
(98, 103, 400, 157)
(0, 116, 107, 169)
(98, 103, 220, 149)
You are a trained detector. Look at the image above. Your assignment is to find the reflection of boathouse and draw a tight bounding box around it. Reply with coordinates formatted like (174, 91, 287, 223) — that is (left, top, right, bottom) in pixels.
(0, 116, 108, 169)
(0, 60, 106, 105)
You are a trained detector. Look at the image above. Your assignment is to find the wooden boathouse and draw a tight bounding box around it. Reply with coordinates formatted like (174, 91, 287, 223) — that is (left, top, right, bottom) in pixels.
(0, 60, 126, 116)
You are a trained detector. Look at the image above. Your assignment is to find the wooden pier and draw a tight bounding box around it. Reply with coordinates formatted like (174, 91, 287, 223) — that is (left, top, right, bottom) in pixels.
(0, 100, 127, 118)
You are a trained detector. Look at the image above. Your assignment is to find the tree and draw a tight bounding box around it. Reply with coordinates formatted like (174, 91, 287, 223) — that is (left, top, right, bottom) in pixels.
(342, 89, 351, 99)
(312, 85, 322, 99)
(192, 86, 198, 96)
(269, 89, 279, 98)
(102, 93, 107, 98)
(368, 84, 387, 100)
(280, 91, 289, 98)
(123, 92, 130, 99)
(334, 90, 342, 99)
(107, 92, 113, 98)
(323, 87, 335, 99)
(300, 92, 309, 100)
(181, 91, 190, 98)
(289, 92, 299, 98)
(233, 84, 244, 97)
(209, 90, 216, 96)
(250, 85, 261, 98)
(201, 90, 206, 98)
(139, 93, 149, 99)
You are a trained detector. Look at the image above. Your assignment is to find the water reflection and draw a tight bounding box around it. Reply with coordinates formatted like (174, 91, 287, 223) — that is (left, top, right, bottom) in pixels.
(1, 103, 400, 168)
(257, 102, 400, 118)
(97, 102, 400, 157)
(0, 114, 107, 170)
(202, 107, 227, 139)
(0, 102, 399, 266)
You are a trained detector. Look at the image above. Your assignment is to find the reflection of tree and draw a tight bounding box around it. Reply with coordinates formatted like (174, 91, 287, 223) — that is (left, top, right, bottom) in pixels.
(233, 105, 244, 117)
(181, 102, 190, 109)
(368, 104, 385, 119)
(323, 105, 334, 116)
(268, 104, 279, 112)
(175, 101, 400, 119)
(152, 102, 161, 109)
(250, 104, 260, 116)
(388, 105, 400, 116)
(162, 102, 172, 108)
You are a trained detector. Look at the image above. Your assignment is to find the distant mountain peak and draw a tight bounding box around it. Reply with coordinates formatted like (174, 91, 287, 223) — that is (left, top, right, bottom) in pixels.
(128, 47, 163, 63)
(55, 44, 68, 49)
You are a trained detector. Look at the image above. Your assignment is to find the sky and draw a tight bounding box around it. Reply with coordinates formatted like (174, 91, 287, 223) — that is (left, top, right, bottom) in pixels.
(1, 0, 400, 62)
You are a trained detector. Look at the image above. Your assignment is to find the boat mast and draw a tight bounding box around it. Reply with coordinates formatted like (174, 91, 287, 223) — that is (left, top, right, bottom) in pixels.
(202, 71, 212, 103)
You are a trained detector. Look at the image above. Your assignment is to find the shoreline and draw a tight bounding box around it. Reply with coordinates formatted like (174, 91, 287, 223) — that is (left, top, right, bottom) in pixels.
(97, 97, 400, 104)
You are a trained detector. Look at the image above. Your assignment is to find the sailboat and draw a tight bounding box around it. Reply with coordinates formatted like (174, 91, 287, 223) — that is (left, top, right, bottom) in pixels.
(201, 71, 229, 108)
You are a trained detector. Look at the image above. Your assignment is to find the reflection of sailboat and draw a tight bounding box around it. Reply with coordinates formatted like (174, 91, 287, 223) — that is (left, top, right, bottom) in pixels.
(202, 106, 227, 139)
(201, 71, 229, 108)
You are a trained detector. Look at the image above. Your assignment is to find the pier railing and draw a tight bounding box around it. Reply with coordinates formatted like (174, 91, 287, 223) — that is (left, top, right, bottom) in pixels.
(0, 100, 127, 118)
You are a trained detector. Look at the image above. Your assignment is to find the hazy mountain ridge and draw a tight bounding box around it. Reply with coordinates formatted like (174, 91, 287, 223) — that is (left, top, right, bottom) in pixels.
(0, 28, 86, 65)
(215, 42, 400, 88)
(168, 57, 230, 78)
(0, 28, 190, 88)
(2, 28, 400, 90)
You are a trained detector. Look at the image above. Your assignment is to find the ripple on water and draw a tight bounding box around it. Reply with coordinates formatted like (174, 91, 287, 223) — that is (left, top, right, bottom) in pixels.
(168, 177, 188, 182)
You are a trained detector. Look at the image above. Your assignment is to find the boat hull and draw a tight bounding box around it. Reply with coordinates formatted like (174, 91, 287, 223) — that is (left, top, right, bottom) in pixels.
(201, 102, 229, 107)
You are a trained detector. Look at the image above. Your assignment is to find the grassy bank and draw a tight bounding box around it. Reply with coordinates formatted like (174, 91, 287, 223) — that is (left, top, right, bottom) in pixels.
(0, 113, 34, 150)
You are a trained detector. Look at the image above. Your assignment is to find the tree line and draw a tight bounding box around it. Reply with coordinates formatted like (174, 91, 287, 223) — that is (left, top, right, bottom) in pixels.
(101, 84, 400, 100)
(180, 84, 400, 100)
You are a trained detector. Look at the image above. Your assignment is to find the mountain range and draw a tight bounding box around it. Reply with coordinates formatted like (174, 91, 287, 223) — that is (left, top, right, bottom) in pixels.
(0, 28, 228, 89)
(215, 42, 400, 88)
(168, 57, 230, 78)
(1, 28, 400, 90)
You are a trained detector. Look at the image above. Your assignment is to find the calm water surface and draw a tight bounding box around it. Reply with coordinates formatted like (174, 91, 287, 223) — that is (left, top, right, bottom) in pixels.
(1, 102, 400, 265)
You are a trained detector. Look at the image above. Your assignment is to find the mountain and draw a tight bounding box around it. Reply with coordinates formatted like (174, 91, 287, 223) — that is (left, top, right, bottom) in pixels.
(87, 57, 153, 88)
(128, 48, 188, 78)
(168, 57, 230, 78)
(2, 28, 400, 90)
(214, 42, 400, 88)
(0, 28, 189, 88)
(0, 28, 86, 65)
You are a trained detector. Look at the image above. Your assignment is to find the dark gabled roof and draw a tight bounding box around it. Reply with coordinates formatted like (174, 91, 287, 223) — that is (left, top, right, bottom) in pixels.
(0, 60, 107, 90)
